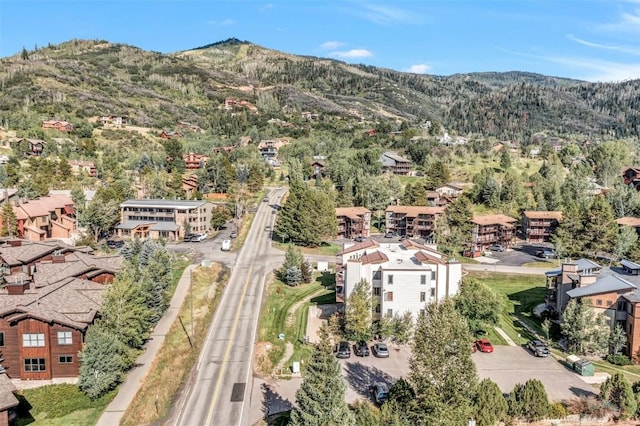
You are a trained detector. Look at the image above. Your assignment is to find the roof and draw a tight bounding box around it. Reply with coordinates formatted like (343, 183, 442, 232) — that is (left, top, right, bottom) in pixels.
(120, 199, 209, 209)
(32, 251, 123, 288)
(621, 259, 640, 270)
(545, 259, 602, 277)
(359, 251, 389, 265)
(471, 214, 517, 226)
(339, 239, 380, 255)
(623, 290, 640, 303)
(336, 206, 371, 219)
(385, 205, 445, 216)
(0, 373, 18, 411)
(567, 274, 636, 298)
(115, 220, 155, 230)
(617, 217, 640, 227)
(0, 240, 79, 266)
(382, 152, 411, 163)
(523, 211, 563, 220)
(436, 182, 465, 191)
(415, 250, 446, 265)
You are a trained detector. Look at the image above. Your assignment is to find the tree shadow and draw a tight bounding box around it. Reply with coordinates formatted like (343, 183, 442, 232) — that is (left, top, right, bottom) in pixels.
(315, 271, 335, 289)
(342, 361, 394, 400)
(15, 393, 35, 425)
(569, 385, 597, 398)
(261, 382, 294, 417)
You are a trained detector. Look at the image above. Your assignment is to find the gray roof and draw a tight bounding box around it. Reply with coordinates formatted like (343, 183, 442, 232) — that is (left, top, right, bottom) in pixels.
(115, 220, 179, 231)
(32, 251, 123, 288)
(545, 258, 602, 277)
(150, 222, 180, 231)
(567, 274, 636, 298)
(621, 259, 640, 270)
(623, 290, 640, 303)
(382, 152, 411, 163)
(120, 199, 209, 209)
(0, 373, 18, 411)
(0, 240, 84, 266)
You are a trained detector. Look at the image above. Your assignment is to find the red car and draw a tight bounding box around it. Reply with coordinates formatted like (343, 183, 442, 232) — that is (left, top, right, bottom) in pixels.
(475, 339, 494, 353)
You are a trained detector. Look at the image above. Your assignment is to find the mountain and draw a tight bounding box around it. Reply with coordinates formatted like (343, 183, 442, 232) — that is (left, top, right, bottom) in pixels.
(1, 38, 639, 140)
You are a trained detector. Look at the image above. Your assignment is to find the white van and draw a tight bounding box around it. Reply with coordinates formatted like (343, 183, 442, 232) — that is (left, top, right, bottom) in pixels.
(221, 239, 232, 251)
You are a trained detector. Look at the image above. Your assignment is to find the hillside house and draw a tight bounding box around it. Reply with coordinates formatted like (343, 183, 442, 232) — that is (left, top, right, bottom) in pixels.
(336, 239, 461, 319)
(380, 152, 412, 175)
(521, 211, 562, 243)
(617, 217, 640, 235)
(99, 115, 128, 127)
(160, 131, 183, 139)
(623, 167, 640, 191)
(68, 160, 97, 177)
(41, 120, 73, 133)
(177, 121, 204, 133)
(1, 194, 76, 241)
(467, 214, 517, 256)
(223, 98, 258, 113)
(385, 205, 444, 241)
(336, 207, 371, 240)
(9, 138, 46, 157)
(183, 153, 209, 170)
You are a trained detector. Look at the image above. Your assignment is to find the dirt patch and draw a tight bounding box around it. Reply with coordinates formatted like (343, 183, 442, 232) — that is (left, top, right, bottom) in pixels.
(254, 341, 274, 379)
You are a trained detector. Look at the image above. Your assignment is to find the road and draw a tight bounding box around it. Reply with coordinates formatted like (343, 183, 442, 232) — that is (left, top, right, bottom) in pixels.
(172, 188, 285, 426)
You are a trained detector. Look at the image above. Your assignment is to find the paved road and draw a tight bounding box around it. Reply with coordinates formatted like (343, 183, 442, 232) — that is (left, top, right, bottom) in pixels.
(171, 188, 286, 426)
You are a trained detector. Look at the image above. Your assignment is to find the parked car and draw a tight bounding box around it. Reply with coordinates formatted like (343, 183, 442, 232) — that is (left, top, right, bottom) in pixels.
(191, 233, 207, 242)
(183, 233, 197, 242)
(106, 239, 124, 249)
(336, 341, 351, 359)
(475, 339, 494, 353)
(535, 248, 556, 259)
(265, 226, 271, 232)
(221, 239, 232, 251)
(230, 230, 238, 239)
(489, 244, 505, 252)
(263, 197, 269, 202)
(354, 236, 366, 242)
(372, 342, 390, 358)
(384, 232, 396, 238)
(355, 340, 370, 357)
(526, 339, 550, 357)
(371, 382, 389, 405)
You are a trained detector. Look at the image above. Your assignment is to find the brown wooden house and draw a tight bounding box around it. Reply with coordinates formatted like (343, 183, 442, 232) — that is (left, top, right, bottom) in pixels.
(521, 211, 562, 243)
(467, 214, 517, 256)
(336, 207, 371, 239)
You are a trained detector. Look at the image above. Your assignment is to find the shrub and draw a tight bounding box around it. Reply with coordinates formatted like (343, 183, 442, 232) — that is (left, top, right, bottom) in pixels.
(550, 402, 568, 419)
(606, 353, 632, 366)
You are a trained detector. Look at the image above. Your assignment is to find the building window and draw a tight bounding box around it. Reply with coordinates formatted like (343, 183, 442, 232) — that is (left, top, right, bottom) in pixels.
(385, 292, 394, 302)
(23, 333, 45, 347)
(420, 275, 427, 285)
(420, 292, 426, 302)
(373, 287, 381, 296)
(58, 331, 73, 345)
(375, 304, 381, 313)
(59, 356, 73, 364)
(420, 309, 425, 316)
(372, 271, 381, 281)
(24, 358, 46, 372)
(387, 275, 394, 285)
(387, 309, 393, 318)
(618, 301, 628, 311)
(431, 271, 436, 281)
(596, 299, 603, 306)
(430, 288, 436, 298)
(0, 332, 4, 347)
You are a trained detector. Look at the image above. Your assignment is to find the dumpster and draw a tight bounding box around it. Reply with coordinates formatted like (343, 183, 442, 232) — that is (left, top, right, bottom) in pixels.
(566, 354, 580, 369)
(574, 359, 594, 376)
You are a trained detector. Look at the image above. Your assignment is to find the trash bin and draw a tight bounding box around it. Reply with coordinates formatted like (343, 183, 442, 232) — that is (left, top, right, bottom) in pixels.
(566, 354, 580, 369)
(574, 359, 594, 376)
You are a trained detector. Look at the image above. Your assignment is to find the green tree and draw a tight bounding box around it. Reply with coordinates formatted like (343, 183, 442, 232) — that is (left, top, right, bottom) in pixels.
(247, 162, 265, 193)
(584, 195, 618, 257)
(455, 278, 504, 333)
(0, 202, 18, 237)
(499, 148, 511, 170)
(162, 138, 185, 173)
(210, 205, 232, 230)
(473, 378, 508, 426)
(424, 161, 450, 190)
(409, 299, 477, 425)
(436, 195, 473, 254)
(614, 226, 638, 261)
(561, 299, 609, 356)
(392, 311, 413, 346)
(345, 279, 372, 341)
(600, 372, 637, 420)
(609, 324, 628, 355)
(552, 202, 585, 258)
(78, 323, 127, 400)
(507, 379, 551, 422)
(290, 327, 355, 426)
(81, 199, 121, 242)
(285, 266, 303, 286)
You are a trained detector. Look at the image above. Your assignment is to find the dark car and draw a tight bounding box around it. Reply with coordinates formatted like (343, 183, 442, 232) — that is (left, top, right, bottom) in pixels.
(384, 232, 395, 238)
(336, 341, 351, 359)
(355, 340, 370, 357)
(230, 230, 238, 239)
(106, 239, 124, 249)
(527, 339, 550, 357)
(372, 343, 390, 358)
(475, 339, 494, 353)
(354, 236, 366, 242)
(371, 382, 389, 405)
(183, 233, 197, 242)
(535, 248, 556, 259)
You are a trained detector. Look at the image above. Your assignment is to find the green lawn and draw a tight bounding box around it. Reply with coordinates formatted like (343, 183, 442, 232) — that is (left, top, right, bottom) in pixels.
(272, 241, 343, 256)
(469, 272, 546, 345)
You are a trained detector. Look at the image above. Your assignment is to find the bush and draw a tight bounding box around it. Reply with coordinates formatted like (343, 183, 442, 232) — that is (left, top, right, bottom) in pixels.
(550, 402, 568, 419)
(606, 353, 632, 366)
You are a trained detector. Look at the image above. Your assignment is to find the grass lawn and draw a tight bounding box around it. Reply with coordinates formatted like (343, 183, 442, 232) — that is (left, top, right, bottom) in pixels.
(15, 384, 115, 426)
(469, 272, 546, 345)
(272, 241, 342, 256)
(256, 272, 336, 375)
(521, 259, 561, 268)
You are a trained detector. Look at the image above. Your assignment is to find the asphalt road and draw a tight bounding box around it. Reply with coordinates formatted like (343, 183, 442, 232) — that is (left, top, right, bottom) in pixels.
(171, 188, 285, 426)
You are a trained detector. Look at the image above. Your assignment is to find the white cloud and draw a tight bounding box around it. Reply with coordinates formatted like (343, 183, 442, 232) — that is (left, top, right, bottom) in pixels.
(567, 34, 640, 56)
(207, 18, 236, 26)
(548, 56, 640, 82)
(351, 3, 423, 26)
(330, 49, 373, 58)
(404, 64, 431, 74)
(320, 41, 345, 50)
(601, 6, 640, 32)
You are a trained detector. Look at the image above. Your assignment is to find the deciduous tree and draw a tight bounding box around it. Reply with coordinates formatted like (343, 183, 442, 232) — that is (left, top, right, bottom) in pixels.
(454, 278, 503, 333)
(345, 279, 372, 341)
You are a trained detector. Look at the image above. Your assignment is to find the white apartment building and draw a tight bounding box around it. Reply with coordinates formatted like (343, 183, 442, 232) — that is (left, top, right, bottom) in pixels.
(336, 239, 462, 320)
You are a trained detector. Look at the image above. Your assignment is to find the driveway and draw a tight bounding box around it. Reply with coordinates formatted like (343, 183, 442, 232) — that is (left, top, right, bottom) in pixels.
(474, 346, 598, 401)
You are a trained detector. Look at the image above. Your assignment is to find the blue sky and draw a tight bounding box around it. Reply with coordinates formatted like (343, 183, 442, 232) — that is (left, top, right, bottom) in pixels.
(1, 0, 639, 82)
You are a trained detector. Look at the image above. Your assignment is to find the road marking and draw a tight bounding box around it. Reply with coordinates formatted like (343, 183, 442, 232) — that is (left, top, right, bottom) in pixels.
(204, 197, 270, 426)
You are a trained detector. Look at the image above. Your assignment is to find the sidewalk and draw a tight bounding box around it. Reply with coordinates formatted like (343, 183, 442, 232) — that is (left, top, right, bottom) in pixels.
(96, 263, 196, 426)
(495, 327, 517, 346)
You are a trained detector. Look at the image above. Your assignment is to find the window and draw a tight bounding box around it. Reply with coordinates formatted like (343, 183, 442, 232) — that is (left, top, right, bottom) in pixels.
(387, 309, 393, 318)
(59, 356, 73, 364)
(23, 333, 45, 347)
(373, 287, 381, 296)
(387, 275, 394, 285)
(420, 309, 425, 316)
(431, 271, 436, 281)
(618, 301, 628, 311)
(385, 291, 394, 302)
(596, 299, 603, 306)
(0, 332, 4, 347)
(24, 358, 46, 372)
(375, 304, 381, 313)
(420, 292, 426, 302)
(420, 275, 427, 285)
(57, 331, 72, 345)
(430, 288, 436, 298)
(372, 271, 381, 281)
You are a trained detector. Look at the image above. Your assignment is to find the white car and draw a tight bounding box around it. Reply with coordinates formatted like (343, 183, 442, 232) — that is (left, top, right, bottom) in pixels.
(192, 233, 207, 242)
(221, 239, 232, 251)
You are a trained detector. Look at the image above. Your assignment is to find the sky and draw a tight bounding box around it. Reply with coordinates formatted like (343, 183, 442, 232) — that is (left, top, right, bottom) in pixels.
(1, 0, 640, 82)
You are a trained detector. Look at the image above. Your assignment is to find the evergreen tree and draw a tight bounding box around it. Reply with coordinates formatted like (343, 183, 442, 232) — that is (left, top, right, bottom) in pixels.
(0, 202, 18, 237)
(499, 148, 511, 170)
(285, 266, 303, 286)
(507, 379, 550, 422)
(552, 202, 585, 258)
(409, 299, 477, 425)
(301, 259, 313, 283)
(609, 324, 628, 355)
(584, 195, 618, 257)
(473, 378, 508, 426)
(600, 372, 637, 420)
(290, 327, 355, 426)
(345, 279, 373, 341)
(78, 323, 127, 399)
(436, 195, 473, 254)
(614, 226, 638, 261)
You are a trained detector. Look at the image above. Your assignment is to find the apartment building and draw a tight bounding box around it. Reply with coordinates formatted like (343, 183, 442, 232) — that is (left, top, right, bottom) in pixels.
(336, 207, 371, 239)
(467, 214, 517, 256)
(116, 199, 214, 241)
(336, 239, 462, 320)
(521, 211, 562, 243)
(380, 152, 412, 175)
(385, 205, 445, 240)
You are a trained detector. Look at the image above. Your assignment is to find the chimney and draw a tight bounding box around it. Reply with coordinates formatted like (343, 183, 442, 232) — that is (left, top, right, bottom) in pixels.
(9, 239, 22, 247)
(6, 277, 29, 294)
(51, 254, 65, 263)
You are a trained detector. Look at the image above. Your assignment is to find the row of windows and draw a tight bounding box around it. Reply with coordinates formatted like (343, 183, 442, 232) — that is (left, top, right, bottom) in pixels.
(0, 332, 73, 348)
(23, 356, 74, 372)
(385, 273, 436, 285)
(381, 288, 436, 302)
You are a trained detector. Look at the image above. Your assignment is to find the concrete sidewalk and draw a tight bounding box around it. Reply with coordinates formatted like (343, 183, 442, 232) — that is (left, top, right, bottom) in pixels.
(96, 263, 196, 426)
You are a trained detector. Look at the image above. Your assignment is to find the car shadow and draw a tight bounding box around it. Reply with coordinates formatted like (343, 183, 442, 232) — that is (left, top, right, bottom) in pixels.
(343, 361, 394, 399)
